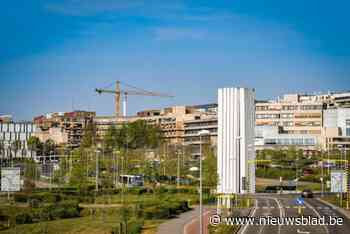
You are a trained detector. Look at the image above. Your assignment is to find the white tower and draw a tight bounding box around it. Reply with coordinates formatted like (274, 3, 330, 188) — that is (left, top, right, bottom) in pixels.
(217, 87, 255, 208)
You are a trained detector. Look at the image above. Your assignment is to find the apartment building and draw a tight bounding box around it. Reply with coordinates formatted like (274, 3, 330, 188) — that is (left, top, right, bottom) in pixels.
(323, 108, 350, 149)
(94, 105, 216, 146)
(254, 94, 327, 150)
(34, 111, 95, 148)
(0, 121, 37, 158)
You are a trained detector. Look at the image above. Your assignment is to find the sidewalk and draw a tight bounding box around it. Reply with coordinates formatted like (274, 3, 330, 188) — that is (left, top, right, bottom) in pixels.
(156, 206, 202, 234)
(317, 198, 350, 219)
(156, 205, 252, 234)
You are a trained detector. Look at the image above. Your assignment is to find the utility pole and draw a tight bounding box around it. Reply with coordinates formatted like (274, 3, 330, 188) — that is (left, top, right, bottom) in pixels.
(198, 130, 210, 234)
(95, 150, 99, 192)
(177, 148, 180, 189)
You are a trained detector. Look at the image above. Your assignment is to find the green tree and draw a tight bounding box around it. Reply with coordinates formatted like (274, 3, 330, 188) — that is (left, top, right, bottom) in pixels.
(27, 136, 41, 158)
(10, 140, 21, 165)
(103, 125, 118, 151)
(81, 122, 96, 149)
(202, 146, 218, 190)
(108, 120, 163, 150)
(69, 149, 90, 191)
(24, 159, 40, 190)
(43, 139, 55, 155)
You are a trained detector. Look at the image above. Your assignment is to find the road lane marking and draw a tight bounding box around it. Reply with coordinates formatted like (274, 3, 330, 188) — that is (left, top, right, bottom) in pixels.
(297, 229, 310, 234)
(274, 198, 285, 234)
(239, 199, 258, 234)
(304, 200, 329, 234)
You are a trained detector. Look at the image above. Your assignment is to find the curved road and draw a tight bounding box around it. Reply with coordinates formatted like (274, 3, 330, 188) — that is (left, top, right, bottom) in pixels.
(240, 194, 350, 234)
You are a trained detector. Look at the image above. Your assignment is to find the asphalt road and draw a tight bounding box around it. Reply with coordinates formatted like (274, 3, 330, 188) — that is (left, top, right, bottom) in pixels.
(239, 194, 350, 234)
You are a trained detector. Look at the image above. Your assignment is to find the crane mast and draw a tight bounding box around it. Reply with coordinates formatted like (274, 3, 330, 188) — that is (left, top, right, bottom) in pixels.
(95, 80, 174, 118)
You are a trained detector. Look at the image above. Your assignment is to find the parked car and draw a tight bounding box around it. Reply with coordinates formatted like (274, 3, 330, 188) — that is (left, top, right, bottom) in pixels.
(301, 189, 313, 198)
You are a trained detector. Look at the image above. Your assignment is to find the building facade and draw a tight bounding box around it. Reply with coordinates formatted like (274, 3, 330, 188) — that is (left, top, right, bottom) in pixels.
(217, 88, 256, 203)
(0, 122, 37, 159)
(34, 111, 95, 148)
(323, 108, 350, 149)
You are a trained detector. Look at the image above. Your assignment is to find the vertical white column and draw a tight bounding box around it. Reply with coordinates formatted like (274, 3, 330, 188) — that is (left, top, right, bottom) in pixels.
(217, 87, 256, 199)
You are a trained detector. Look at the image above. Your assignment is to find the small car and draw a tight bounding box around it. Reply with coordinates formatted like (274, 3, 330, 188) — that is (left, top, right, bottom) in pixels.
(301, 189, 313, 198)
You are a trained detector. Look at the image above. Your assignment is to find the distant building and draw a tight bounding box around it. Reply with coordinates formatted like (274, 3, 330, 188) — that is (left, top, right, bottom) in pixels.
(95, 105, 215, 146)
(183, 116, 217, 157)
(323, 108, 350, 149)
(94, 91, 350, 152)
(34, 111, 95, 148)
(0, 121, 37, 159)
(0, 115, 13, 123)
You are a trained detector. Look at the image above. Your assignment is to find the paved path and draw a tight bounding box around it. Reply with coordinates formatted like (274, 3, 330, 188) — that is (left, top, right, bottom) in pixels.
(156, 206, 202, 234)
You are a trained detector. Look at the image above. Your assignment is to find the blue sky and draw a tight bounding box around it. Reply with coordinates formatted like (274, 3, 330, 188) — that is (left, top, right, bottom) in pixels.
(1, 0, 349, 120)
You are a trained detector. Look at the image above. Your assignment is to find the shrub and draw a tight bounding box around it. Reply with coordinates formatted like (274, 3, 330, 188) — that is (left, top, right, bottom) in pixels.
(29, 199, 40, 208)
(14, 193, 28, 203)
(155, 186, 168, 194)
(128, 219, 144, 234)
(128, 187, 148, 195)
(16, 213, 33, 224)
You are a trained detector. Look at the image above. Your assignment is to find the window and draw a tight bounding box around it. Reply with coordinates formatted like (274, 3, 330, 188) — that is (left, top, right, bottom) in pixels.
(281, 113, 293, 118)
(282, 105, 297, 111)
(346, 120, 350, 136)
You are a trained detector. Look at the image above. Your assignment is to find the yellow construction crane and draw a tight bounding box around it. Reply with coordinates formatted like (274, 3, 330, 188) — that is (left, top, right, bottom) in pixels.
(95, 80, 174, 118)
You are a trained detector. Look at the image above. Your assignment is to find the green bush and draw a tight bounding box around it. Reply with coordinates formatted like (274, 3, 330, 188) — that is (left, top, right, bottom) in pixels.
(155, 186, 168, 194)
(127, 187, 148, 195)
(128, 219, 144, 234)
(111, 220, 143, 234)
(29, 198, 40, 208)
(14, 193, 28, 203)
(16, 213, 33, 224)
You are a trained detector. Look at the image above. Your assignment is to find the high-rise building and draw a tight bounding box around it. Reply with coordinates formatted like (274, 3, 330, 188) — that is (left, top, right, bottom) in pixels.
(0, 121, 37, 159)
(217, 87, 255, 208)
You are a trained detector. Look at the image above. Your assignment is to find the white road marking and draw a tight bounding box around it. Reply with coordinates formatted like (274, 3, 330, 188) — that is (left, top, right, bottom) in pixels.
(297, 229, 310, 234)
(239, 199, 258, 234)
(274, 198, 285, 234)
(304, 200, 329, 234)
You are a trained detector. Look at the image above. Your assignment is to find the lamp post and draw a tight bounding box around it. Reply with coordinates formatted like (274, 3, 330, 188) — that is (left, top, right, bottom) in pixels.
(176, 148, 180, 189)
(198, 130, 210, 234)
(95, 149, 100, 192)
(337, 145, 345, 208)
(114, 150, 121, 188)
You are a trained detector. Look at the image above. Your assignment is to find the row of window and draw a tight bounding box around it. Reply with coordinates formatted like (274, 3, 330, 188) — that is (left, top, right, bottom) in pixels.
(256, 113, 321, 119)
(256, 114, 280, 119)
(0, 132, 33, 141)
(256, 105, 323, 111)
(265, 138, 316, 145)
(0, 123, 36, 133)
(184, 129, 217, 135)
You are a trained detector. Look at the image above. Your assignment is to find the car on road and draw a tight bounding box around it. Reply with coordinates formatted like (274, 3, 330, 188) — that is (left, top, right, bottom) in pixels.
(301, 189, 313, 198)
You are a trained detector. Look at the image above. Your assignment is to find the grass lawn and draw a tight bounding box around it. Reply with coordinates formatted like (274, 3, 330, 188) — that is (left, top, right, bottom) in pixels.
(0, 214, 120, 234)
(321, 194, 349, 209)
(0, 190, 200, 234)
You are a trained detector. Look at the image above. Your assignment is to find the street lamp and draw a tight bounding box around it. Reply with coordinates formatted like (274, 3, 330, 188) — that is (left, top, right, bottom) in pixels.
(198, 130, 210, 234)
(113, 150, 121, 188)
(95, 149, 101, 192)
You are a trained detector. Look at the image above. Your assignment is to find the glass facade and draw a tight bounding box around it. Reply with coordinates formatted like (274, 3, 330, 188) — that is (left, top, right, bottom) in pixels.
(264, 137, 316, 146)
